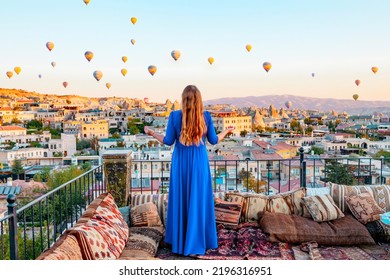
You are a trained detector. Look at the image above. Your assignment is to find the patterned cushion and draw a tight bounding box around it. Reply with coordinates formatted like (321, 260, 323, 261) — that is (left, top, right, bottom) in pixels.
(118, 226, 164, 259)
(131, 193, 168, 226)
(306, 186, 331, 197)
(240, 194, 267, 222)
(266, 194, 292, 215)
(36, 234, 83, 260)
(259, 211, 375, 246)
(329, 183, 389, 213)
(130, 202, 163, 227)
(365, 220, 390, 243)
(225, 192, 246, 205)
(281, 188, 306, 216)
(345, 192, 385, 224)
(214, 197, 242, 227)
(303, 194, 345, 222)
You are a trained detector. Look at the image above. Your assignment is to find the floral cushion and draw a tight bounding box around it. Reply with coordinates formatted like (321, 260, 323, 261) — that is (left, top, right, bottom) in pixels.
(130, 202, 163, 227)
(225, 192, 246, 205)
(345, 192, 384, 224)
(214, 198, 242, 227)
(303, 194, 344, 222)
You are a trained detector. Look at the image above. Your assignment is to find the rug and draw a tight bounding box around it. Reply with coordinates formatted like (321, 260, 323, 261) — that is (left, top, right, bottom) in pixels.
(299, 242, 375, 260)
(196, 222, 294, 260)
(155, 247, 197, 260)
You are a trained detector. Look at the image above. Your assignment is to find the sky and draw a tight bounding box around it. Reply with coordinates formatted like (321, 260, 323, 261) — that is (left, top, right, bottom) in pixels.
(0, 0, 390, 103)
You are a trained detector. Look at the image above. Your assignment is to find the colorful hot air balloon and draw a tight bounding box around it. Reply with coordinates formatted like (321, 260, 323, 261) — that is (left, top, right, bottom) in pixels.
(148, 65, 157, 76)
(171, 50, 181, 61)
(131, 39, 136, 45)
(311, 73, 315, 78)
(46, 41, 54, 51)
(106, 83, 111, 89)
(355, 80, 360, 86)
(208, 57, 215, 65)
(83, 0, 90, 5)
(353, 94, 359, 101)
(63, 81, 68, 88)
(14, 67, 21, 75)
(84, 51, 94, 62)
(51, 61, 56, 68)
(6, 71, 13, 79)
(285, 101, 292, 109)
(121, 68, 127, 76)
(93, 70, 103, 81)
(371, 66, 378, 74)
(122, 56, 128, 63)
(130, 17, 137, 25)
(245, 44, 252, 52)
(263, 62, 272, 72)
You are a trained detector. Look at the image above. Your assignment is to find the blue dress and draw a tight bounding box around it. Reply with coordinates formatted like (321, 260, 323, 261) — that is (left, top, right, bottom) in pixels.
(163, 110, 218, 255)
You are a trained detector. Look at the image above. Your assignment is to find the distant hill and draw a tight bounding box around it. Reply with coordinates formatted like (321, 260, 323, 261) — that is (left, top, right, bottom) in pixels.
(204, 94, 390, 114)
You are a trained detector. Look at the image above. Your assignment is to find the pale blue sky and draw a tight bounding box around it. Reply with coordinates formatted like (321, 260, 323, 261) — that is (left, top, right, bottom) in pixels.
(0, 0, 389, 103)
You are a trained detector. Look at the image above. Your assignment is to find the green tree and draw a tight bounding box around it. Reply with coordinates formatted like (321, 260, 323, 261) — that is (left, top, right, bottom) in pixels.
(30, 141, 42, 148)
(12, 158, 24, 180)
(109, 127, 118, 135)
(26, 119, 43, 130)
(240, 130, 248, 137)
(33, 166, 51, 182)
(76, 138, 91, 150)
(238, 170, 267, 193)
(305, 126, 313, 134)
(310, 146, 325, 155)
(111, 132, 121, 139)
(323, 160, 353, 185)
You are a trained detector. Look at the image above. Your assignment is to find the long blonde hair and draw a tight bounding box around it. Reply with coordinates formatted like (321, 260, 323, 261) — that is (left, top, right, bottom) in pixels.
(179, 85, 207, 146)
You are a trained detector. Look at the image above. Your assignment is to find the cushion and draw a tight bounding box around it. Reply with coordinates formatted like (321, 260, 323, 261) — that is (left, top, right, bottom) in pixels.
(303, 194, 344, 222)
(281, 188, 306, 216)
(225, 192, 246, 205)
(368, 185, 390, 213)
(130, 202, 163, 227)
(119, 206, 131, 227)
(214, 197, 242, 227)
(345, 192, 385, 224)
(118, 226, 164, 259)
(306, 186, 330, 197)
(329, 183, 374, 212)
(258, 211, 375, 246)
(240, 193, 267, 222)
(36, 234, 83, 260)
(266, 194, 292, 215)
(365, 220, 390, 243)
(130, 193, 168, 226)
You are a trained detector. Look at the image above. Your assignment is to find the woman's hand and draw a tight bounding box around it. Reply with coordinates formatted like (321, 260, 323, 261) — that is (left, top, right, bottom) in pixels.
(144, 126, 154, 136)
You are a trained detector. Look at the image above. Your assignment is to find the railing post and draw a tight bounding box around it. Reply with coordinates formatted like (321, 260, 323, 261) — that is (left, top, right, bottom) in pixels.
(102, 150, 132, 207)
(7, 194, 18, 260)
(299, 147, 305, 188)
(266, 161, 271, 195)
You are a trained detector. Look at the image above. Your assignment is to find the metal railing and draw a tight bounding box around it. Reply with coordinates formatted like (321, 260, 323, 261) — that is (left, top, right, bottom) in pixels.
(0, 165, 105, 260)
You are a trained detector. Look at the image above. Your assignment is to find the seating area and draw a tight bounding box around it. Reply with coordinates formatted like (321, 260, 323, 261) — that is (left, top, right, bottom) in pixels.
(36, 183, 390, 260)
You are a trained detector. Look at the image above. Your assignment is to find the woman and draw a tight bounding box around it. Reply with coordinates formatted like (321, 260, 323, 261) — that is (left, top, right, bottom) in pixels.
(144, 85, 233, 256)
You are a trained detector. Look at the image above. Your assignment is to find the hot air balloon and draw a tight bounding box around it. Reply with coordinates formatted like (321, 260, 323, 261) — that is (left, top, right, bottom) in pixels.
(83, 0, 90, 5)
(130, 17, 137, 25)
(144, 97, 149, 103)
(263, 62, 272, 72)
(51, 61, 56, 68)
(355, 80, 360, 86)
(6, 71, 13, 79)
(38, 74, 42, 79)
(208, 57, 215, 65)
(63, 81, 68, 88)
(245, 44, 252, 52)
(131, 39, 136, 45)
(311, 73, 315, 78)
(285, 101, 292, 109)
(353, 94, 359, 101)
(46, 41, 54, 51)
(148, 65, 157, 76)
(106, 83, 111, 89)
(122, 56, 128, 63)
(93, 70, 103, 81)
(14, 67, 21, 75)
(84, 51, 94, 62)
(121, 68, 127, 76)
(171, 50, 181, 61)
(371, 66, 378, 74)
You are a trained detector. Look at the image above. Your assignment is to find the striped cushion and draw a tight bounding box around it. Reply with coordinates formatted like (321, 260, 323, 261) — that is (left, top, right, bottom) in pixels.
(214, 198, 242, 227)
(130, 194, 168, 226)
(130, 202, 162, 227)
(240, 194, 267, 222)
(281, 188, 306, 216)
(303, 194, 345, 222)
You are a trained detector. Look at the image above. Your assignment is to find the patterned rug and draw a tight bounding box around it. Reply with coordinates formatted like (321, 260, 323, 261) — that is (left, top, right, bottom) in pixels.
(156, 247, 197, 260)
(196, 222, 294, 260)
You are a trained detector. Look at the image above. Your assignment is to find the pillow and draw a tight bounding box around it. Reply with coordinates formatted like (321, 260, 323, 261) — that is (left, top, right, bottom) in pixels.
(281, 188, 306, 216)
(258, 211, 375, 246)
(36, 234, 83, 260)
(267, 194, 292, 215)
(306, 186, 330, 197)
(329, 183, 374, 213)
(240, 194, 267, 222)
(119, 206, 131, 227)
(345, 192, 385, 224)
(118, 226, 164, 259)
(130, 202, 163, 227)
(365, 220, 390, 243)
(302, 194, 344, 222)
(214, 197, 242, 227)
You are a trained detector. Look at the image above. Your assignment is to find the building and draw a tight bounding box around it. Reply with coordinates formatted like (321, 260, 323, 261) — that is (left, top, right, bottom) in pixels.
(81, 120, 109, 139)
(0, 125, 27, 137)
(210, 111, 252, 137)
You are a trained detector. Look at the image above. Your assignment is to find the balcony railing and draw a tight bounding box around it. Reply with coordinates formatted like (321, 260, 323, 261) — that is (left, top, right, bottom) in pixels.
(1, 149, 389, 260)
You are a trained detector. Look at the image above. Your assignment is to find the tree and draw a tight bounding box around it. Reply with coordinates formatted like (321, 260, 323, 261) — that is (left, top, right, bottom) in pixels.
(240, 130, 248, 137)
(323, 160, 353, 185)
(111, 132, 121, 139)
(33, 166, 51, 182)
(26, 119, 43, 130)
(238, 170, 267, 193)
(310, 146, 325, 155)
(12, 158, 24, 180)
